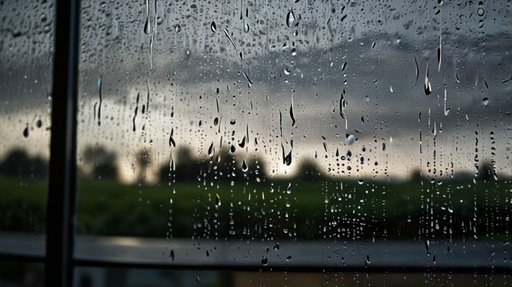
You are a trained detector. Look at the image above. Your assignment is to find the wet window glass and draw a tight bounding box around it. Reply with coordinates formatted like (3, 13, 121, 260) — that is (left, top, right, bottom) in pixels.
(0, 0, 53, 234)
(76, 0, 512, 275)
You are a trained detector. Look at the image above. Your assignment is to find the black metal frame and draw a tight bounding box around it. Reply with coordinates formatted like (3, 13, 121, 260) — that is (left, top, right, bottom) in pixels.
(46, 0, 81, 286)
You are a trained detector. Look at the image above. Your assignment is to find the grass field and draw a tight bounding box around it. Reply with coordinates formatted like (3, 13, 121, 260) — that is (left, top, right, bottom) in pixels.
(1, 175, 511, 240)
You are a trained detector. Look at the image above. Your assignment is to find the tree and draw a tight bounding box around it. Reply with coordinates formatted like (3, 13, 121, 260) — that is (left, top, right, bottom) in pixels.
(0, 148, 48, 180)
(81, 145, 118, 180)
(477, 160, 496, 181)
(295, 158, 323, 181)
(135, 147, 152, 183)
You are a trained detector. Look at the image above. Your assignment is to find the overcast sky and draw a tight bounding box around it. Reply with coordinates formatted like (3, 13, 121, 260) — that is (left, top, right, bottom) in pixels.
(1, 0, 511, 181)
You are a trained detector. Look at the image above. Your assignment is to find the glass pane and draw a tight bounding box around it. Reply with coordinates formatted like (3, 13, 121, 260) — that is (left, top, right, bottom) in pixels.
(76, 0, 512, 271)
(0, 0, 53, 233)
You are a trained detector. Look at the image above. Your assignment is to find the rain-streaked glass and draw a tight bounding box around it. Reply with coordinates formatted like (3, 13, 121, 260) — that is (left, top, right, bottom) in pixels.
(0, 0, 54, 234)
(76, 0, 512, 275)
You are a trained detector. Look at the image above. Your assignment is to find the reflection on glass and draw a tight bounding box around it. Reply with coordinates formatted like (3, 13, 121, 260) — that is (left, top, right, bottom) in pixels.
(0, 0, 53, 233)
(76, 0, 512, 270)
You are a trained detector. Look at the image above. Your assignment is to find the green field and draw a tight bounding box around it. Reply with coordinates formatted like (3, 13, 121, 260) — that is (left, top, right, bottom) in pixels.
(1, 175, 511, 240)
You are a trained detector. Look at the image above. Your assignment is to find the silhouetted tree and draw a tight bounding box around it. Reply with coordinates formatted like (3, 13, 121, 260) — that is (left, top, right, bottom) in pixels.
(0, 148, 48, 180)
(477, 160, 496, 181)
(81, 145, 118, 180)
(295, 158, 323, 181)
(135, 148, 152, 183)
(409, 168, 425, 183)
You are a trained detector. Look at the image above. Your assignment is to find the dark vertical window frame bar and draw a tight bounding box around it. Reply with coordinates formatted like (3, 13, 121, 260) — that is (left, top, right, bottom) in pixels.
(46, 0, 81, 286)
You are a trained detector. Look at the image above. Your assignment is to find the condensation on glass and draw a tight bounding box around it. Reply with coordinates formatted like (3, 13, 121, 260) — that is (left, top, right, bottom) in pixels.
(76, 0, 512, 274)
(0, 0, 53, 233)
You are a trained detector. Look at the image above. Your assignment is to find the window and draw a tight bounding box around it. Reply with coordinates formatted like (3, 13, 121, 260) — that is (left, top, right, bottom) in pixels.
(1, 0, 512, 286)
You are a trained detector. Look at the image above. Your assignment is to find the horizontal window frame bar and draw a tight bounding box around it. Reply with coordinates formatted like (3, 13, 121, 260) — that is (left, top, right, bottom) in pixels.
(1, 232, 511, 273)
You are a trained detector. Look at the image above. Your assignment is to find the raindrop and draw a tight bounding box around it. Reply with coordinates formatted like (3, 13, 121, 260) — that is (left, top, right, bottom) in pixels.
(425, 240, 431, 255)
(174, 24, 181, 33)
(424, 64, 432, 95)
(23, 125, 29, 138)
(230, 145, 236, 153)
(169, 129, 176, 147)
(215, 193, 221, 208)
(289, 104, 296, 127)
(144, 17, 151, 34)
(238, 136, 246, 148)
(414, 56, 419, 83)
(291, 48, 297, 56)
(242, 72, 253, 87)
(261, 256, 268, 266)
(97, 76, 103, 126)
(283, 68, 291, 75)
(211, 21, 217, 32)
(341, 62, 347, 71)
(36, 119, 42, 128)
(242, 160, 248, 172)
(284, 150, 292, 166)
(230, 119, 236, 125)
(170, 249, 175, 261)
(365, 255, 371, 265)
(346, 134, 357, 145)
(132, 93, 140, 132)
(213, 117, 219, 126)
(477, 7, 484, 16)
(482, 97, 489, 106)
(223, 28, 236, 49)
(286, 10, 296, 27)
(208, 142, 214, 156)
(243, 22, 250, 33)
(437, 35, 442, 71)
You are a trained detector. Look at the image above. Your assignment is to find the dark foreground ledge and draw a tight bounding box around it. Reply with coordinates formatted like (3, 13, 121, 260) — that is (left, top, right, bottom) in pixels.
(0, 232, 510, 272)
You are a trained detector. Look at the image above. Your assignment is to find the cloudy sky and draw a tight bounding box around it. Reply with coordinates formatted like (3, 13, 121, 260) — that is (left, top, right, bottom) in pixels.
(1, 0, 511, 181)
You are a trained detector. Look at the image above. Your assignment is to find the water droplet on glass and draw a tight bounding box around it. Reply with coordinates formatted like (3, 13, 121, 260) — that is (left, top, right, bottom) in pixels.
(23, 125, 29, 138)
(289, 104, 296, 127)
(238, 136, 246, 148)
(286, 10, 296, 27)
(291, 48, 297, 56)
(208, 142, 215, 156)
(284, 151, 292, 166)
(346, 134, 357, 145)
(144, 17, 151, 34)
(477, 7, 485, 16)
(215, 193, 221, 208)
(243, 22, 250, 33)
(242, 160, 248, 172)
(211, 21, 217, 32)
(424, 64, 432, 95)
(261, 256, 268, 266)
(283, 68, 291, 75)
(174, 24, 181, 33)
(36, 119, 42, 128)
(482, 97, 489, 106)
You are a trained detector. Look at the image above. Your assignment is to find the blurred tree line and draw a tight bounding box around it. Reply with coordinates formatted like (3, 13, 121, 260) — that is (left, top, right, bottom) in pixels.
(0, 145, 501, 183)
